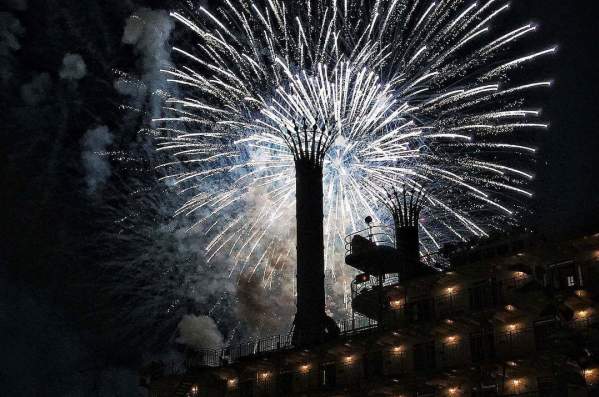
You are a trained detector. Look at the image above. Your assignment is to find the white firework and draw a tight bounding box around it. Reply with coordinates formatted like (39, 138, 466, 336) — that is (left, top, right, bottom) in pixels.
(153, 0, 553, 313)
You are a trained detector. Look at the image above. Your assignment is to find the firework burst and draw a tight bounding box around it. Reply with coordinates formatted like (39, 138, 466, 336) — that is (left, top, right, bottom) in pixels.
(153, 0, 553, 314)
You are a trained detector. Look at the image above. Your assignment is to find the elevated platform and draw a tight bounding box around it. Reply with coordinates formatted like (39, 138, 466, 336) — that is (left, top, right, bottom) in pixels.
(344, 226, 438, 278)
(344, 226, 398, 276)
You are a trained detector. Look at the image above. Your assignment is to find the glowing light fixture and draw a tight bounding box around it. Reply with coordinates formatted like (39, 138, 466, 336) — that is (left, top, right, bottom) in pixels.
(448, 386, 459, 395)
(390, 299, 404, 309)
(507, 323, 519, 332)
(576, 309, 590, 319)
(446, 335, 458, 344)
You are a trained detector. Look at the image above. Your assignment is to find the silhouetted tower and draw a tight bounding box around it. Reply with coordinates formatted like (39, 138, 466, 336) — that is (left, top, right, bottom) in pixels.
(286, 119, 340, 346)
(384, 187, 425, 277)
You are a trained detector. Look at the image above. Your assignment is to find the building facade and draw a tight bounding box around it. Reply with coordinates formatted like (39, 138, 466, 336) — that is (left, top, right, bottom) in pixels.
(142, 229, 599, 397)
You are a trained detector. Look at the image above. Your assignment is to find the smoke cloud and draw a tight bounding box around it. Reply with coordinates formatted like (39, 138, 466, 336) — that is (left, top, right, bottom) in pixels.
(0, 11, 25, 83)
(235, 274, 295, 337)
(59, 53, 87, 81)
(118, 7, 174, 117)
(4, 0, 27, 11)
(21, 73, 52, 106)
(20, 72, 52, 106)
(176, 315, 224, 350)
(81, 126, 113, 195)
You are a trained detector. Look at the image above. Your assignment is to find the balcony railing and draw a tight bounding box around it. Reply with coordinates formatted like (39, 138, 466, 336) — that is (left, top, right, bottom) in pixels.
(185, 314, 599, 369)
(344, 225, 396, 255)
(182, 323, 592, 396)
(185, 316, 379, 368)
(351, 274, 529, 326)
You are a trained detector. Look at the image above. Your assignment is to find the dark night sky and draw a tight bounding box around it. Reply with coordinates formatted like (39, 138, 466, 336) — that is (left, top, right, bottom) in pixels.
(1, 0, 598, 395)
(521, 0, 599, 232)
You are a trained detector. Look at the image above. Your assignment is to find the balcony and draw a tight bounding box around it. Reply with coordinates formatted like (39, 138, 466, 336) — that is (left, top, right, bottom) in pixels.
(344, 225, 398, 275)
(351, 274, 528, 324)
(180, 321, 598, 397)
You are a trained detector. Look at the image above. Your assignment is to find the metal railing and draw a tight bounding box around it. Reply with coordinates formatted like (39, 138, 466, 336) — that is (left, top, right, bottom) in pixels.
(185, 315, 378, 368)
(185, 313, 599, 370)
(351, 274, 530, 323)
(337, 315, 378, 334)
(351, 274, 400, 297)
(183, 273, 589, 369)
(344, 224, 396, 255)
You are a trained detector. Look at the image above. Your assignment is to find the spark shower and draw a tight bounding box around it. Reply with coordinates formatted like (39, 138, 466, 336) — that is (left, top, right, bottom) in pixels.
(153, 0, 553, 309)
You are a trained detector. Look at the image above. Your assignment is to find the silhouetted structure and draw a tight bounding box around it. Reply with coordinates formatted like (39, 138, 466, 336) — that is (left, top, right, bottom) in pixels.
(386, 188, 423, 274)
(142, 185, 599, 396)
(288, 119, 340, 346)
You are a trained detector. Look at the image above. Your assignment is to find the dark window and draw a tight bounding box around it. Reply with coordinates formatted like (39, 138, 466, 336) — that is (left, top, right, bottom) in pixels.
(320, 363, 336, 388)
(537, 376, 555, 396)
(535, 266, 546, 284)
(470, 329, 496, 362)
(471, 384, 498, 396)
(408, 297, 433, 322)
(534, 319, 557, 351)
(240, 380, 255, 397)
(414, 341, 436, 371)
(363, 351, 383, 379)
(416, 385, 436, 397)
(275, 372, 293, 396)
(469, 281, 501, 311)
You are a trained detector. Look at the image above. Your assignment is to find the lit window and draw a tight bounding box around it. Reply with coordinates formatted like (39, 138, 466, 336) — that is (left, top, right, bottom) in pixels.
(567, 275, 575, 287)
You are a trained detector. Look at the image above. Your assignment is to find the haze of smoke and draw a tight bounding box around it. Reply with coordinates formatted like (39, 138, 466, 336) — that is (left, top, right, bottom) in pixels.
(59, 53, 87, 81)
(103, 5, 295, 352)
(4, 0, 27, 11)
(0, 11, 25, 83)
(176, 314, 224, 350)
(118, 7, 173, 117)
(81, 125, 113, 195)
(235, 274, 295, 337)
(20, 72, 52, 106)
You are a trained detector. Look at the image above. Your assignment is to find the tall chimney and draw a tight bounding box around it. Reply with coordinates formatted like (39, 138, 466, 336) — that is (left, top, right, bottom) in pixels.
(286, 120, 339, 346)
(385, 188, 424, 277)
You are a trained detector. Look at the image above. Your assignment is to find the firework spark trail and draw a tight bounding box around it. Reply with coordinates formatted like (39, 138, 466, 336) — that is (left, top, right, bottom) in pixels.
(154, 0, 552, 317)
